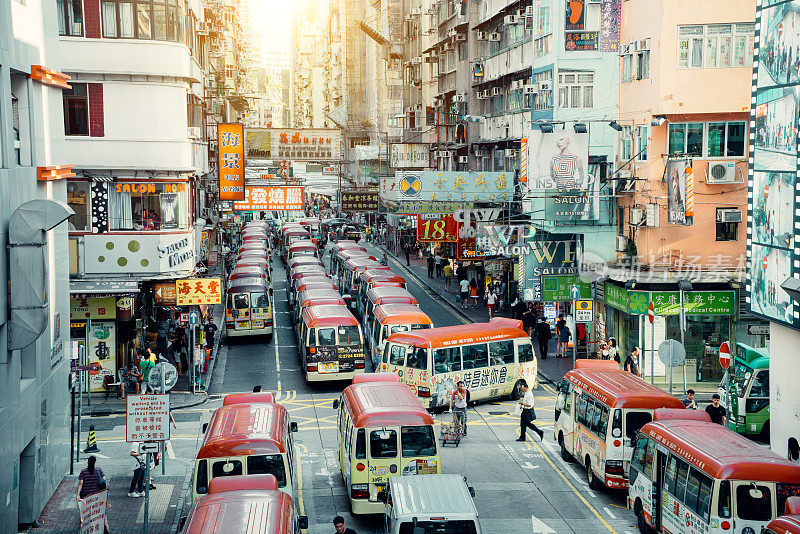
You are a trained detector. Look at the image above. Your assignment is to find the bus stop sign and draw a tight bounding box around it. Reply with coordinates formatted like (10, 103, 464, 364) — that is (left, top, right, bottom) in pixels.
(719, 341, 731, 370)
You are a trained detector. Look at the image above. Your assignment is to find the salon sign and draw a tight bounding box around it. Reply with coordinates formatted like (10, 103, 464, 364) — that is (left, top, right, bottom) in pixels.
(83, 232, 196, 275)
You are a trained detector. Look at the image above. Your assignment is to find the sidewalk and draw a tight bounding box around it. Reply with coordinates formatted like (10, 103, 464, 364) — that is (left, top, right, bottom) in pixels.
(372, 243, 717, 401)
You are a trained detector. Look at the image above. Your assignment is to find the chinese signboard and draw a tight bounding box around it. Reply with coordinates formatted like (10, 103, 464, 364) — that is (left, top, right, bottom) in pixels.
(88, 321, 116, 392)
(79, 489, 108, 534)
(154, 283, 177, 305)
(271, 128, 342, 161)
(341, 191, 379, 212)
(541, 275, 590, 302)
(70, 296, 117, 320)
(176, 278, 222, 305)
(394, 171, 513, 202)
(126, 394, 171, 442)
(565, 31, 599, 51)
(599, 0, 621, 52)
(565, 0, 585, 30)
(651, 291, 736, 316)
(323, 165, 338, 175)
(232, 186, 305, 212)
(390, 143, 430, 168)
(417, 214, 457, 242)
(218, 123, 245, 201)
(604, 282, 628, 312)
(628, 290, 650, 315)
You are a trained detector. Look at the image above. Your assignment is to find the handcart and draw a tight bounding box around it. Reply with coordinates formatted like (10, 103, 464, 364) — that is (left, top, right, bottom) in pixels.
(440, 410, 464, 447)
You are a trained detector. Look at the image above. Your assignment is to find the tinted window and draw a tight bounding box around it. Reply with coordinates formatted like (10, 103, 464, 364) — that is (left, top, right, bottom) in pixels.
(631, 437, 648, 472)
(750, 370, 769, 398)
(462, 343, 488, 370)
(195, 459, 208, 494)
(489, 340, 515, 365)
(211, 459, 243, 478)
(355, 429, 366, 460)
(433, 347, 461, 374)
(674, 459, 689, 501)
(718, 480, 731, 518)
(736, 484, 772, 521)
(407, 348, 428, 370)
(250, 292, 269, 308)
(401, 426, 436, 457)
(390, 344, 405, 366)
(518, 342, 534, 363)
(339, 325, 361, 346)
(370, 429, 397, 458)
(663, 455, 678, 496)
(317, 328, 336, 346)
(233, 293, 249, 309)
(625, 411, 652, 441)
(597, 405, 609, 441)
(246, 455, 286, 487)
(577, 394, 588, 424)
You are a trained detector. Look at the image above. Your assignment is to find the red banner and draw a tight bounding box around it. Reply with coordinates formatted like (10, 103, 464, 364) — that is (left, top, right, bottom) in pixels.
(416, 215, 457, 242)
(232, 186, 305, 211)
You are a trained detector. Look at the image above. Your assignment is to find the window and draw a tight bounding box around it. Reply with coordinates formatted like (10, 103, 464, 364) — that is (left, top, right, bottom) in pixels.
(664, 455, 678, 495)
(317, 328, 335, 346)
(631, 437, 648, 471)
(211, 459, 243, 478)
(250, 292, 269, 309)
(678, 24, 754, 69)
(399, 521, 478, 534)
(620, 126, 633, 161)
(195, 459, 208, 494)
(577, 394, 588, 423)
(718, 480, 732, 518)
(67, 182, 91, 231)
(401, 426, 436, 457)
(749, 370, 769, 398)
(232, 293, 249, 309)
(636, 125, 648, 160)
(461, 343, 488, 370)
(355, 429, 366, 459)
(716, 208, 739, 241)
(533, 70, 552, 111)
(433, 347, 460, 374)
(636, 50, 649, 79)
(339, 325, 361, 346)
(668, 121, 746, 157)
(558, 70, 593, 109)
(63, 84, 89, 136)
(108, 184, 188, 230)
(622, 53, 633, 82)
(246, 455, 286, 487)
(370, 429, 397, 458)
(684, 467, 713, 520)
(625, 410, 652, 441)
(597, 405, 609, 440)
(518, 342, 534, 363)
(406, 348, 427, 370)
(736, 484, 772, 521)
(489, 340, 515, 365)
(102, 0, 136, 38)
(57, 0, 84, 36)
(389, 344, 405, 366)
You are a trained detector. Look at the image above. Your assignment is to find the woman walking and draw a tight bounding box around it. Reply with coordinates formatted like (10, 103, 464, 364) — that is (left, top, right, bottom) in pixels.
(77, 456, 111, 533)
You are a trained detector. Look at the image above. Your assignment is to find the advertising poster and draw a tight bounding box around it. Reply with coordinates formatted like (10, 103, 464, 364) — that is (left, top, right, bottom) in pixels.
(70, 296, 117, 320)
(232, 186, 305, 211)
(159, 193, 179, 229)
(244, 128, 271, 160)
(417, 214, 457, 242)
(752, 171, 795, 248)
(522, 234, 580, 301)
(88, 321, 116, 392)
(341, 191, 380, 212)
(750, 244, 794, 324)
(565, 0, 585, 30)
(754, 86, 798, 172)
(527, 130, 597, 220)
(217, 123, 245, 201)
(666, 159, 689, 224)
(391, 171, 512, 203)
(565, 31, 599, 51)
(271, 128, 342, 161)
(598, 0, 621, 52)
(758, 1, 800, 89)
(176, 278, 222, 305)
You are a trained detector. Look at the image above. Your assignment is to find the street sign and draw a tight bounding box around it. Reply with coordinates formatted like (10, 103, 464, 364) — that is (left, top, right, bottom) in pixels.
(189, 310, 200, 325)
(570, 284, 581, 300)
(126, 394, 171, 442)
(657, 340, 686, 368)
(78, 489, 108, 534)
(575, 300, 593, 323)
(154, 283, 177, 305)
(139, 442, 160, 454)
(719, 341, 732, 370)
(747, 324, 770, 336)
(647, 301, 655, 324)
(149, 362, 178, 393)
(179, 312, 189, 324)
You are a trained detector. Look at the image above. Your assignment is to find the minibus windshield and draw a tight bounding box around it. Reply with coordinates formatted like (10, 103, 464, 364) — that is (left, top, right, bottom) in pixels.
(251, 292, 269, 308)
(401, 426, 436, 457)
(339, 325, 361, 346)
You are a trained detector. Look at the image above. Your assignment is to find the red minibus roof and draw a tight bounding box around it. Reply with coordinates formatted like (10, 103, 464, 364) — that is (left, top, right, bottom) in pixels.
(343, 257, 385, 270)
(301, 304, 359, 328)
(652, 408, 710, 422)
(296, 281, 337, 293)
(223, 392, 277, 405)
(287, 257, 324, 270)
(641, 418, 800, 482)
(287, 240, 317, 250)
(282, 228, 310, 237)
(236, 259, 270, 268)
(373, 304, 431, 325)
(342, 380, 434, 428)
(352, 373, 399, 384)
(197, 403, 290, 459)
(359, 269, 406, 285)
(297, 290, 345, 307)
(229, 271, 267, 281)
(208, 474, 278, 493)
(289, 265, 327, 279)
(366, 286, 415, 301)
(332, 241, 366, 253)
(386, 320, 527, 349)
(574, 359, 620, 371)
(293, 275, 331, 288)
(565, 368, 686, 410)
(767, 497, 800, 534)
(183, 489, 296, 534)
(227, 277, 269, 293)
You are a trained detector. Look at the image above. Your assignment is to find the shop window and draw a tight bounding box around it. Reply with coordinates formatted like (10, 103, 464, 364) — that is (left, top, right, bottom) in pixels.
(57, 0, 84, 36)
(67, 182, 91, 231)
(63, 83, 89, 136)
(108, 183, 188, 231)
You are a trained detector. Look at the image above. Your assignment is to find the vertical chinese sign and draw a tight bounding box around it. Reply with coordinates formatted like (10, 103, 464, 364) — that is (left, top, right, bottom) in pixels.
(218, 123, 245, 201)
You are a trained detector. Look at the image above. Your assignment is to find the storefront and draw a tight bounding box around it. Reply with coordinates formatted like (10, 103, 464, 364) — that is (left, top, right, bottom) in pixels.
(602, 280, 737, 384)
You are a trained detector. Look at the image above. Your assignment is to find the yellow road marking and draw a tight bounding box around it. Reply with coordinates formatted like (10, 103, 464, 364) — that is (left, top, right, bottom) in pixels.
(295, 443, 307, 529)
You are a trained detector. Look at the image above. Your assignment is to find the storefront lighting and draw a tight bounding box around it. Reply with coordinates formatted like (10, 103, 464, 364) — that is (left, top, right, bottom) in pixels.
(539, 122, 554, 133)
(573, 123, 587, 133)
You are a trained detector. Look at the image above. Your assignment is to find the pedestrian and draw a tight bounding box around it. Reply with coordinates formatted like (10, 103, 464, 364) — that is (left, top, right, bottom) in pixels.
(404, 244, 411, 266)
(555, 314, 566, 357)
(534, 317, 552, 359)
(138, 349, 155, 393)
(522, 303, 536, 337)
(380, 253, 388, 266)
(253, 385, 262, 392)
(486, 287, 497, 318)
(426, 253, 435, 278)
(557, 322, 571, 359)
(516, 380, 544, 442)
(434, 252, 442, 277)
(443, 262, 453, 292)
(333, 515, 357, 534)
(204, 315, 218, 356)
(449, 381, 469, 436)
(129, 443, 147, 497)
(608, 337, 619, 363)
(123, 355, 141, 397)
(624, 347, 642, 377)
(77, 456, 111, 533)
(683, 389, 697, 409)
(459, 278, 470, 308)
(469, 279, 479, 309)
(705, 394, 726, 425)
(513, 298, 528, 321)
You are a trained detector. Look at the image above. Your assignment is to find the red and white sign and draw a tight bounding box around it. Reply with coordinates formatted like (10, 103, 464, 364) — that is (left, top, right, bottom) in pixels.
(179, 312, 189, 324)
(126, 394, 171, 442)
(232, 186, 304, 212)
(79, 489, 108, 534)
(719, 341, 731, 370)
(648, 301, 655, 324)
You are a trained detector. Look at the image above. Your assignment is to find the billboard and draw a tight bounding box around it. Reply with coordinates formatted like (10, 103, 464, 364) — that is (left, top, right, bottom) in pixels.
(666, 158, 690, 224)
(758, 1, 800, 89)
(271, 129, 342, 161)
(527, 130, 598, 220)
(754, 86, 798, 172)
(599, 0, 621, 52)
(393, 171, 512, 202)
(390, 143, 430, 168)
(245, 128, 271, 160)
(416, 214, 457, 242)
(232, 186, 305, 211)
(341, 191, 379, 212)
(521, 234, 580, 301)
(217, 123, 245, 200)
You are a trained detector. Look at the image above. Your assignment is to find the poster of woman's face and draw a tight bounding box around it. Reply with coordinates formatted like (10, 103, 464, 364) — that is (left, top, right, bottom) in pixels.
(754, 86, 799, 172)
(666, 159, 687, 224)
(749, 243, 794, 324)
(160, 193, 179, 229)
(758, 1, 800, 89)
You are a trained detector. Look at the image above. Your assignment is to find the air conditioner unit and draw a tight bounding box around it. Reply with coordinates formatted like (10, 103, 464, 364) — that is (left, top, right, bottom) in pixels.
(481, 89, 490, 98)
(616, 235, 629, 252)
(706, 161, 740, 184)
(506, 149, 518, 157)
(444, 41, 454, 50)
(635, 38, 651, 51)
(458, 156, 468, 163)
(424, 55, 438, 62)
(476, 149, 487, 157)
(454, 93, 466, 102)
(477, 31, 489, 40)
(630, 207, 644, 225)
(504, 15, 520, 25)
(490, 32, 501, 41)
(717, 208, 743, 223)
(524, 6, 532, 15)
(405, 15, 414, 22)
(645, 203, 660, 227)
(523, 84, 536, 94)
(412, 56, 422, 64)
(455, 34, 466, 41)
(510, 80, 522, 90)
(447, 28, 457, 37)
(620, 43, 632, 55)
(491, 87, 501, 96)
(537, 80, 551, 91)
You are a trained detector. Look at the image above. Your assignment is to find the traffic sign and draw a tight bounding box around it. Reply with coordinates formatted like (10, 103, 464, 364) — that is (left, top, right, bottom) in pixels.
(179, 312, 189, 324)
(139, 442, 160, 453)
(189, 310, 200, 325)
(719, 341, 732, 370)
(575, 300, 593, 323)
(149, 362, 178, 393)
(126, 394, 171, 442)
(570, 284, 580, 300)
(657, 339, 686, 368)
(747, 324, 770, 336)
(647, 301, 655, 324)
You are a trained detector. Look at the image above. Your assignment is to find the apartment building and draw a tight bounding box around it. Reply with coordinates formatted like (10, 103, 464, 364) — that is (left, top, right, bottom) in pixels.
(400, 0, 439, 151)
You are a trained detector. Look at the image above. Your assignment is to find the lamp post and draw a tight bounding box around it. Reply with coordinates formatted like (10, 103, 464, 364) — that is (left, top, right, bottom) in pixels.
(677, 279, 693, 393)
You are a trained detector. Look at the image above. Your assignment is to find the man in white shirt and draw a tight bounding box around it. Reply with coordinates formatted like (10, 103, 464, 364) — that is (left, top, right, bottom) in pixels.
(516, 380, 544, 442)
(459, 278, 470, 309)
(449, 381, 469, 436)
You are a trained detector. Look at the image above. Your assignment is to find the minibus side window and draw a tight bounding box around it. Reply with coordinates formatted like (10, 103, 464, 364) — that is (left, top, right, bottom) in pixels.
(685, 467, 713, 521)
(433, 347, 461, 374)
(597, 405, 609, 441)
(370, 430, 398, 458)
(674, 459, 689, 502)
(317, 328, 336, 346)
(195, 459, 208, 494)
(389, 344, 406, 366)
(355, 429, 366, 460)
(489, 340, 515, 365)
(718, 480, 731, 518)
(736, 484, 772, 521)
(778, 483, 800, 516)
(577, 394, 588, 424)
(664, 455, 678, 495)
(462, 343, 488, 370)
(625, 411, 652, 441)
(212, 459, 243, 478)
(518, 342, 534, 363)
(251, 291, 269, 309)
(306, 327, 314, 347)
(407, 348, 427, 370)
(631, 437, 648, 472)
(611, 409, 622, 438)
(382, 344, 393, 364)
(642, 439, 654, 479)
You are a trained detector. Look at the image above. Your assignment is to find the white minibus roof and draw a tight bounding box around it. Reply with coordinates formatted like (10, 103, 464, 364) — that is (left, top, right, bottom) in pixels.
(389, 474, 477, 518)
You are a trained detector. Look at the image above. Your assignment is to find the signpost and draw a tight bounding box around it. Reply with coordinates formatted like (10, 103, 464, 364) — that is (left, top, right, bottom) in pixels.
(570, 285, 580, 366)
(747, 324, 770, 336)
(718, 341, 732, 370)
(658, 340, 686, 394)
(575, 300, 592, 323)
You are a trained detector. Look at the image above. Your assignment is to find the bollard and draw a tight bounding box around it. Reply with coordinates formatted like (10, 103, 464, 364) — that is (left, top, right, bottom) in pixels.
(84, 425, 99, 453)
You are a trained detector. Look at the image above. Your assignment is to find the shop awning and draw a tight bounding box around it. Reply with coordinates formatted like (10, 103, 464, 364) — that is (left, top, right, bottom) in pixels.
(69, 280, 140, 294)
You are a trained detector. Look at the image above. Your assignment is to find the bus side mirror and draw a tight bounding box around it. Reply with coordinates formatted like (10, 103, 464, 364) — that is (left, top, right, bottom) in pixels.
(202, 423, 208, 434)
(290, 422, 298, 433)
(297, 515, 309, 530)
(468, 486, 475, 498)
(269, 288, 274, 296)
(178, 515, 187, 531)
(332, 399, 340, 410)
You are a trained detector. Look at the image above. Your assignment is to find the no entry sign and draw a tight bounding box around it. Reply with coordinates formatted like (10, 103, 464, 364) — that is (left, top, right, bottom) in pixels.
(719, 341, 731, 370)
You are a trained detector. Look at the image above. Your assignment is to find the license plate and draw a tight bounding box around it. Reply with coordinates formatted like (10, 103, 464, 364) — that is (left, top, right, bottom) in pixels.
(319, 362, 339, 373)
(251, 320, 263, 328)
(237, 321, 250, 329)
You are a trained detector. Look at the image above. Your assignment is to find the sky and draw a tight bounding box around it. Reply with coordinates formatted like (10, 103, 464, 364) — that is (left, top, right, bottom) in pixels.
(247, 0, 292, 63)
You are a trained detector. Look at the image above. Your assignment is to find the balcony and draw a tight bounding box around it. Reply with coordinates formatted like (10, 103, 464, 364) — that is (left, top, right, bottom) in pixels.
(479, 111, 528, 141)
(479, 38, 532, 84)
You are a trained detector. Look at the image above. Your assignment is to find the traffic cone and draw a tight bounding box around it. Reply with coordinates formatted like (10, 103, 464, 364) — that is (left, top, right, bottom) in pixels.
(84, 425, 99, 453)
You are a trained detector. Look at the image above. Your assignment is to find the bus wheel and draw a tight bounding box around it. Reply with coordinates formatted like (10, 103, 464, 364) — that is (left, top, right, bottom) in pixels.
(585, 457, 600, 490)
(635, 500, 653, 534)
(511, 381, 524, 400)
(558, 433, 571, 462)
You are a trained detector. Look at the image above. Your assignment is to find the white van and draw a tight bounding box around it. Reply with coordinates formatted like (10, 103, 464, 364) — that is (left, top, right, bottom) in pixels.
(382, 474, 481, 534)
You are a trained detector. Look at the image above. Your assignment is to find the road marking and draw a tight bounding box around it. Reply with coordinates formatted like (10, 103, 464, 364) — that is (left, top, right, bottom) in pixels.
(274, 293, 281, 391)
(530, 515, 556, 533)
(167, 441, 176, 460)
(604, 507, 616, 519)
(540, 439, 596, 496)
(521, 461, 540, 469)
(296, 443, 307, 519)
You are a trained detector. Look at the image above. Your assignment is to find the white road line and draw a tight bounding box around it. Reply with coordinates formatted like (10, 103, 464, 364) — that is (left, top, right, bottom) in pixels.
(530, 515, 556, 533)
(167, 441, 176, 460)
(604, 507, 616, 519)
(540, 439, 596, 497)
(274, 294, 281, 392)
(521, 461, 540, 470)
